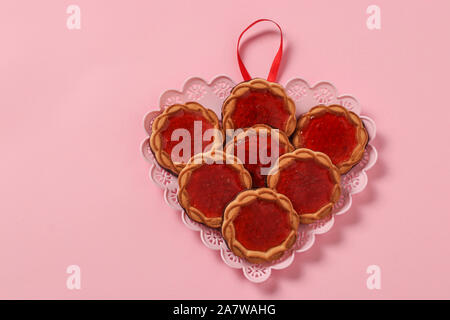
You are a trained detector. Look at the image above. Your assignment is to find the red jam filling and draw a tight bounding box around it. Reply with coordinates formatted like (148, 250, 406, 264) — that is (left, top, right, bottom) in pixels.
(233, 199, 291, 252)
(300, 113, 357, 165)
(232, 134, 286, 188)
(276, 159, 334, 214)
(186, 164, 247, 219)
(161, 110, 214, 162)
(231, 89, 289, 131)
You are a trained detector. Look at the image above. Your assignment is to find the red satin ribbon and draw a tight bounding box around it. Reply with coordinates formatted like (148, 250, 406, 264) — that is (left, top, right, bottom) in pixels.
(237, 19, 283, 83)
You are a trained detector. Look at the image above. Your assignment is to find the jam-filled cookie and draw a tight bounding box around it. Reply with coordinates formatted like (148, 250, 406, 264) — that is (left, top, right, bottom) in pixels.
(150, 102, 222, 175)
(222, 79, 296, 136)
(178, 151, 252, 228)
(222, 188, 299, 263)
(224, 124, 294, 187)
(292, 105, 368, 174)
(267, 149, 341, 224)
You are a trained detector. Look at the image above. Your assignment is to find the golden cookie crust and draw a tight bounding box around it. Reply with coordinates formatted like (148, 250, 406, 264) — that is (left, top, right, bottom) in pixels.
(221, 79, 297, 136)
(150, 102, 222, 175)
(292, 105, 368, 174)
(178, 150, 252, 228)
(267, 148, 341, 224)
(222, 188, 299, 264)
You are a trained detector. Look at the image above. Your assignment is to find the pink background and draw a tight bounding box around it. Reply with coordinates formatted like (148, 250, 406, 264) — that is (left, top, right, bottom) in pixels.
(1, 0, 449, 299)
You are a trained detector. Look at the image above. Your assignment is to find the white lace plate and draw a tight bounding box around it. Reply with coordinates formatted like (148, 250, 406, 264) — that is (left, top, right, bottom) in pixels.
(141, 75, 377, 283)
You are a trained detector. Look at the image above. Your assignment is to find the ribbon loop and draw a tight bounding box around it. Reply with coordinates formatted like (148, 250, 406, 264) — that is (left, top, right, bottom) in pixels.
(237, 19, 283, 83)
